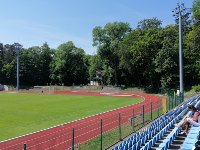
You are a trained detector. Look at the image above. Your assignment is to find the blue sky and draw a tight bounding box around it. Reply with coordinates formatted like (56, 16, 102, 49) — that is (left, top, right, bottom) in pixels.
(0, 0, 193, 54)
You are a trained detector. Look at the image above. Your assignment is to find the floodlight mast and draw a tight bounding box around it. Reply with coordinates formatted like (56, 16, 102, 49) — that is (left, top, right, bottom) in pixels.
(178, 4, 184, 95)
(173, 3, 185, 96)
(14, 43, 23, 91)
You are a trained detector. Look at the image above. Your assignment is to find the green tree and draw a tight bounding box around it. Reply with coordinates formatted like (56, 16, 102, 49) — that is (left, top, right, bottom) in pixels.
(20, 46, 41, 85)
(92, 22, 131, 85)
(137, 17, 162, 30)
(0, 43, 3, 83)
(185, 25, 200, 85)
(102, 60, 113, 85)
(1, 44, 16, 84)
(154, 25, 179, 89)
(191, 0, 200, 25)
(20, 43, 53, 86)
(119, 27, 163, 88)
(183, 0, 200, 86)
(39, 42, 53, 85)
(50, 41, 88, 85)
(88, 55, 103, 81)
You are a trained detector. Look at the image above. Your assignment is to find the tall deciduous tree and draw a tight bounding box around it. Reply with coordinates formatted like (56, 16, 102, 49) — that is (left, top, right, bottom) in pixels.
(20, 46, 41, 85)
(189, 0, 200, 84)
(0, 43, 3, 83)
(20, 43, 53, 86)
(119, 26, 163, 89)
(191, 0, 200, 25)
(92, 22, 131, 85)
(50, 41, 88, 85)
(1, 44, 16, 84)
(137, 17, 162, 30)
(154, 25, 179, 89)
(88, 55, 103, 81)
(185, 25, 200, 85)
(39, 42, 53, 84)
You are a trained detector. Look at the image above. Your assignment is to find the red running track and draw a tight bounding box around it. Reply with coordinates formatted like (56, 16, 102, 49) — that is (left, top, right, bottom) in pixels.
(0, 91, 162, 150)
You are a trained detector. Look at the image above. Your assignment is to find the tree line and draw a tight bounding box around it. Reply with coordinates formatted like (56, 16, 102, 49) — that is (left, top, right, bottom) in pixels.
(0, 0, 199, 92)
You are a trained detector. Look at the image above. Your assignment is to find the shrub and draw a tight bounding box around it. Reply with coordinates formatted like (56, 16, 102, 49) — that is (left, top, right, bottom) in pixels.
(192, 85, 200, 92)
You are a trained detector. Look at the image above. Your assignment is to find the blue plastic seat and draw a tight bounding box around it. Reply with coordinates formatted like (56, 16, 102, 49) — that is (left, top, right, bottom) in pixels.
(130, 144, 136, 150)
(137, 139, 141, 148)
(181, 143, 195, 150)
(184, 138, 198, 144)
(186, 133, 199, 139)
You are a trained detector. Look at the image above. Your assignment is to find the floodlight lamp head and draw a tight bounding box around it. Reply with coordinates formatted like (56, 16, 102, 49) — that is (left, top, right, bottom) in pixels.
(14, 43, 23, 53)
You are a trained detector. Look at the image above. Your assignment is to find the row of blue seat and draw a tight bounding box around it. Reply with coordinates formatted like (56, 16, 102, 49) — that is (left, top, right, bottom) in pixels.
(127, 113, 180, 150)
(113, 109, 180, 150)
(140, 114, 182, 150)
(133, 94, 197, 149)
(113, 118, 170, 150)
(139, 95, 199, 150)
(112, 94, 200, 150)
(181, 96, 200, 150)
(181, 126, 200, 150)
(156, 94, 200, 150)
(129, 119, 173, 150)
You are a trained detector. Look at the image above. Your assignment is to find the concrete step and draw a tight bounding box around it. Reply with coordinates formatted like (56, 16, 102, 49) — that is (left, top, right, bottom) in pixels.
(168, 143, 181, 149)
(150, 146, 158, 150)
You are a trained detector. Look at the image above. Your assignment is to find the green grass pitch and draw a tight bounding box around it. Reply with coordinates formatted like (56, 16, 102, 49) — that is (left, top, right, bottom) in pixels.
(0, 92, 143, 141)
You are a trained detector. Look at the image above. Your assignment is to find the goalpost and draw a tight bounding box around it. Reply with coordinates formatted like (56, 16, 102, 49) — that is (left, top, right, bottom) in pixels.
(33, 86, 54, 94)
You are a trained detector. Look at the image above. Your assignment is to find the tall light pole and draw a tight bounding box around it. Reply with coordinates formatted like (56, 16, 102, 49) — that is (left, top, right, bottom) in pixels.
(14, 43, 23, 91)
(178, 4, 184, 95)
(173, 3, 189, 96)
